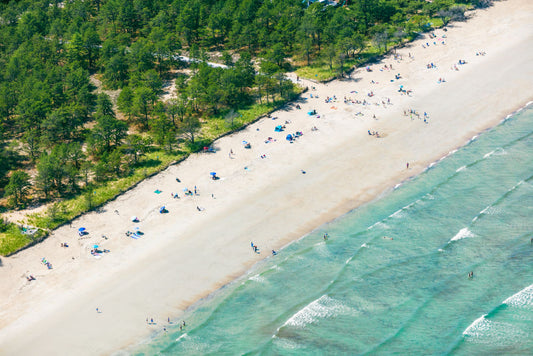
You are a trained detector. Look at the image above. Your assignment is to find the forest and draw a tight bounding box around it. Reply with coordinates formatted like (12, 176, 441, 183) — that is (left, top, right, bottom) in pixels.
(0, 0, 492, 254)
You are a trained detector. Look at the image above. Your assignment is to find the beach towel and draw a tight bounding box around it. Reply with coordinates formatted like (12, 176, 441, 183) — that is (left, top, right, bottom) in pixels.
(131, 233, 141, 239)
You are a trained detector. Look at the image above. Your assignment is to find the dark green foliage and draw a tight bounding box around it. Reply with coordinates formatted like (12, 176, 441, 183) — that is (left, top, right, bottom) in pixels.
(4, 171, 30, 208)
(0, 0, 473, 207)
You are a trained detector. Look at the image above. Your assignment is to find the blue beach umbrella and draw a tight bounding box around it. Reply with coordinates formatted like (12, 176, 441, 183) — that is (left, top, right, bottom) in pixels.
(210, 172, 217, 176)
(78, 227, 86, 232)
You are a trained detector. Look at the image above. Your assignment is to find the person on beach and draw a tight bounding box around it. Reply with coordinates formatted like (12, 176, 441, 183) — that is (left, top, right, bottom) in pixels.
(406, 162, 410, 169)
(324, 233, 329, 241)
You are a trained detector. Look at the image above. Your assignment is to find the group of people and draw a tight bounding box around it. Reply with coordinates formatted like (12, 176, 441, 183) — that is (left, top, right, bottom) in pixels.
(41, 257, 52, 269)
(368, 130, 381, 138)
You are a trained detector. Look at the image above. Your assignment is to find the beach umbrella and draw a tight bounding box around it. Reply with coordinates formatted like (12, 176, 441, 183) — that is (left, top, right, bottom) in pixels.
(78, 227, 86, 232)
(210, 172, 217, 176)
(131, 216, 138, 222)
(93, 244, 99, 249)
(182, 187, 188, 192)
(159, 206, 165, 213)
(286, 134, 293, 141)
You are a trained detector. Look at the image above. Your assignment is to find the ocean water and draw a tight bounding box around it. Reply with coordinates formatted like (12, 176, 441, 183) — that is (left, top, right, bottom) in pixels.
(133, 104, 533, 355)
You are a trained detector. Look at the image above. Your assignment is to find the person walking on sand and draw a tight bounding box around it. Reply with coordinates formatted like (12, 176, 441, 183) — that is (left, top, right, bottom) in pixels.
(406, 162, 409, 169)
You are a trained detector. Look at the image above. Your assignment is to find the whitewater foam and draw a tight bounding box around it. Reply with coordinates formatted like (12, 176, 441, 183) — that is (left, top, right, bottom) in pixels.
(456, 165, 467, 172)
(282, 295, 352, 329)
(175, 333, 187, 342)
(249, 274, 266, 283)
(483, 147, 506, 159)
(449, 227, 475, 242)
(462, 315, 529, 345)
(367, 221, 389, 230)
(503, 284, 533, 308)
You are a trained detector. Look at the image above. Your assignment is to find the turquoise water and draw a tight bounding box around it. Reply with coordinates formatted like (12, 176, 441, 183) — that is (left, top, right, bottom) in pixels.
(134, 104, 533, 355)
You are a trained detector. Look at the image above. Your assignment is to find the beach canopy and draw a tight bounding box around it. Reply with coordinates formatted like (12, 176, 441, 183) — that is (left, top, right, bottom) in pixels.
(78, 227, 86, 232)
(131, 216, 138, 222)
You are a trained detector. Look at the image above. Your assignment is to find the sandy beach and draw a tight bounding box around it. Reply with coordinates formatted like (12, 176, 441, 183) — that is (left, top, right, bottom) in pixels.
(1, 1, 532, 354)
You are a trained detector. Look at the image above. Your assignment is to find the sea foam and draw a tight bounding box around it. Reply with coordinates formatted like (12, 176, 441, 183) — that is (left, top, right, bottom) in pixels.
(503, 284, 533, 308)
(450, 227, 474, 242)
(282, 295, 351, 328)
(463, 315, 528, 345)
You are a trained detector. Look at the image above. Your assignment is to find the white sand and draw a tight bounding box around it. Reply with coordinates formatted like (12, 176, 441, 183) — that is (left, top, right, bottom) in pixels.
(1, 1, 532, 354)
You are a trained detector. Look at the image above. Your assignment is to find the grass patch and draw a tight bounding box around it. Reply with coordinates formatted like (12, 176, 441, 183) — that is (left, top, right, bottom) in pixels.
(295, 49, 381, 82)
(0, 225, 33, 256)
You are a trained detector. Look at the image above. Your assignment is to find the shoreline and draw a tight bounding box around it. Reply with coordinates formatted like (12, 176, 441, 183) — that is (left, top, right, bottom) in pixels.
(1, 1, 532, 355)
(129, 99, 533, 352)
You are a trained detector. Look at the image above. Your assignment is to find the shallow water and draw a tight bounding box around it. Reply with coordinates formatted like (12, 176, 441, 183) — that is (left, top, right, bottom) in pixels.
(133, 104, 533, 355)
